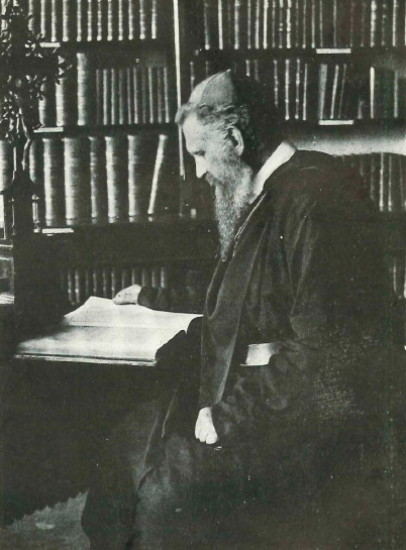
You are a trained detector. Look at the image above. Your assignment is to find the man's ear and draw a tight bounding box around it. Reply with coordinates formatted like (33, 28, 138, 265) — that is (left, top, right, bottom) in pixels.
(227, 127, 244, 157)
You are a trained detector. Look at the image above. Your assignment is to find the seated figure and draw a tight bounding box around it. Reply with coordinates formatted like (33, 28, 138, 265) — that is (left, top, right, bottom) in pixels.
(82, 71, 404, 549)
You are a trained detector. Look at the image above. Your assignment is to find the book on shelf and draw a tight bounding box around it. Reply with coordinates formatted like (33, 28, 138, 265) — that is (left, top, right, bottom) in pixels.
(63, 137, 91, 224)
(105, 135, 129, 222)
(128, 133, 156, 218)
(25, 0, 168, 42)
(193, 0, 406, 50)
(42, 138, 65, 227)
(89, 136, 108, 222)
(335, 153, 406, 213)
(59, 264, 173, 308)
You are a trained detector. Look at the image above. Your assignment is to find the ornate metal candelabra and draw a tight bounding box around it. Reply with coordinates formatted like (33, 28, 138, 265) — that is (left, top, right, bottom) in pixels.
(0, 0, 69, 236)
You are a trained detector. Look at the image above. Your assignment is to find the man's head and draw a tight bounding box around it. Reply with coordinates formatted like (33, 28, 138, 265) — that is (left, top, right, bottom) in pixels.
(176, 70, 283, 257)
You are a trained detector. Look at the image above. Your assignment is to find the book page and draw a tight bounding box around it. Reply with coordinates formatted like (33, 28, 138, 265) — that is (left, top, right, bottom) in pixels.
(62, 296, 200, 331)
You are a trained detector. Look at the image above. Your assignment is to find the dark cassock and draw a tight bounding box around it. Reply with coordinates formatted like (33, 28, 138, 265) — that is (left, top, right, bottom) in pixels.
(82, 146, 405, 550)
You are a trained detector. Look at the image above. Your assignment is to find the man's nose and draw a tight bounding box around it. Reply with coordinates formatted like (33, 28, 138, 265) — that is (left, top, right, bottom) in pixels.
(195, 157, 207, 179)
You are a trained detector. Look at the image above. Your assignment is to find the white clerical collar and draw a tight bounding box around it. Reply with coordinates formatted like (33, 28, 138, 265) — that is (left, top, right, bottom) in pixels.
(253, 141, 297, 194)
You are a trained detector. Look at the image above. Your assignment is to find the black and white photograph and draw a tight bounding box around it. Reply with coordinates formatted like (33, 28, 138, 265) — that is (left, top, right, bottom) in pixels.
(0, 0, 405, 548)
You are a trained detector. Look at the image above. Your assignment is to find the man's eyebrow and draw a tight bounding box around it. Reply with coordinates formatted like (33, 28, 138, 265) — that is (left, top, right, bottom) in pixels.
(189, 149, 204, 156)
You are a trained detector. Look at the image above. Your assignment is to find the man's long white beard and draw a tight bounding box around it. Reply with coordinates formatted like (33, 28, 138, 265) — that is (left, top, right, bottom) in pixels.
(209, 166, 254, 259)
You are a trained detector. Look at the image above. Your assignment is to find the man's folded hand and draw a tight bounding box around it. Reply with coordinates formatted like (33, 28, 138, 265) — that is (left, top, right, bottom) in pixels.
(195, 407, 218, 444)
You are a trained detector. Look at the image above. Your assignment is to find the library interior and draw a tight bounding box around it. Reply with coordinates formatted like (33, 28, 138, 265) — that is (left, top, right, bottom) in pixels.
(0, 0, 405, 548)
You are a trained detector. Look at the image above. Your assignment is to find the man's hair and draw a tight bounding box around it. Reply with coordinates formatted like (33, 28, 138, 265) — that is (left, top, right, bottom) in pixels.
(175, 98, 284, 164)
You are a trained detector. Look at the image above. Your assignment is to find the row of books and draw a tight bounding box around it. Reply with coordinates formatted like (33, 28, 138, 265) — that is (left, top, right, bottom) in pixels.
(39, 54, 172, 127)
(59, 263, 170, 305)
(0, 133, 177, 227)
(190, 59, 406, 121)
(20, 0, 167, 42)
(335, 154, 406, 214)
(200, 0, 406, 50)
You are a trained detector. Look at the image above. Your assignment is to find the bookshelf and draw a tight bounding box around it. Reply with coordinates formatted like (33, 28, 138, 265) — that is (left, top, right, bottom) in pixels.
(0, 0, 405, 338)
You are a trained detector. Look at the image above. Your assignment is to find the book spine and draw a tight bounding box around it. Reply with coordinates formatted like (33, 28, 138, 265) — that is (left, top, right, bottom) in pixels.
(302, 61, 308, 120)
(77, 0, 87, 42)
(218, 0, 224, 49)
(107, 0, 115, 41)
(151, 0, 158, 39)
(27, 0, 38, 35)
(128, 133, 154, 217)
(87, 0, 95, 42)
(156, 67, 164, 123)
(318, 63, 328, 120)
(359, 0, 367, 47)
(141, 67, 148, 124)
(254, 0, 261, 48)
(40, 0, 50, 40)
(128, 0, 136, 40)
(89, 136, 108, 222)
(111, 267, 119, 298)
(393, 70, 399, 118)
(43, 138, 65, 226)
(370, 0, 378, 47)
(102, 267, 111, 298)
(234, 0, 241, 49)
(0, 139, 13, 230)
(147, 66, 156, 124)
(318, 0, 324, 48)
(369, 66, 375, 119)
(118, 67, 127, 125)
(247, 0, 253, 48)
(294, 57, 301, 120)
(270, 0, 277, 48)
(284, 58, 290, 120)
(278, 0, 285, 48)
(165, 65, 173, 120)
(111, 67, 119, 125)
(293, 0, 300, 48)
(127, 66, 133, 124)
(62, 0, 76, 41)
(310, 0, 316, 48)
(141, 266, 151, 287)
(95, 68, 103, 124)
(139, 0, 147, 39)
(56, 59, 76, 126)
(118, 0, 126, 41)
(203, 0, 212, 49)
(77, 53, 95, 126)
(102, 68, 112, 125)
(337, 63, 348, 119)
(131, 267, 141, 285)
(148, 134, 169, 216)
(286, 0, 292, 48)
(132, 66, 140, 124)
(263, 0, 269, 48)
(392, 0, 399, 46)
(379, 153, 387, 212)
(330, 64, 340, 119)
(97, 0, 105, 40)
(63, 137, 91, 224)
(272, 59, 280, 109)
(39, 80, 56, 127)
(50, 0, 62, 42)
(105, 135, 128, 222)
(302, 0, 307, 48)
(381, 0, 389, 46)
(121, 268, 131, 291)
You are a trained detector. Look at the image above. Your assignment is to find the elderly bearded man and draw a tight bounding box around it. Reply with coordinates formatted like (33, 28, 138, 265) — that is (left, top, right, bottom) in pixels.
(82, 71, 401, 549)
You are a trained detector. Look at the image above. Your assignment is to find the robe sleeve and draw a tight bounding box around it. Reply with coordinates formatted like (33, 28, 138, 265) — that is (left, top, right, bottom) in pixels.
(211, 171, 393, 445)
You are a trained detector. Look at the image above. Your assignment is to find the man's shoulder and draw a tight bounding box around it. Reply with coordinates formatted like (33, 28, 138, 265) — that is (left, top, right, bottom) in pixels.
(267, 149, 370, 216)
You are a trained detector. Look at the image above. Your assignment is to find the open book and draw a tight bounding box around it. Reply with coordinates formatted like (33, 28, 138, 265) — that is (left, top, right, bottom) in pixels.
(16, 297, 201, 364)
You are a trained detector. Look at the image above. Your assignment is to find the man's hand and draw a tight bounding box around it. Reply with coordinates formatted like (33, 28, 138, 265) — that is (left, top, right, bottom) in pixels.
(195, 407, 219, 445)
(113, 284, 142, 305)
